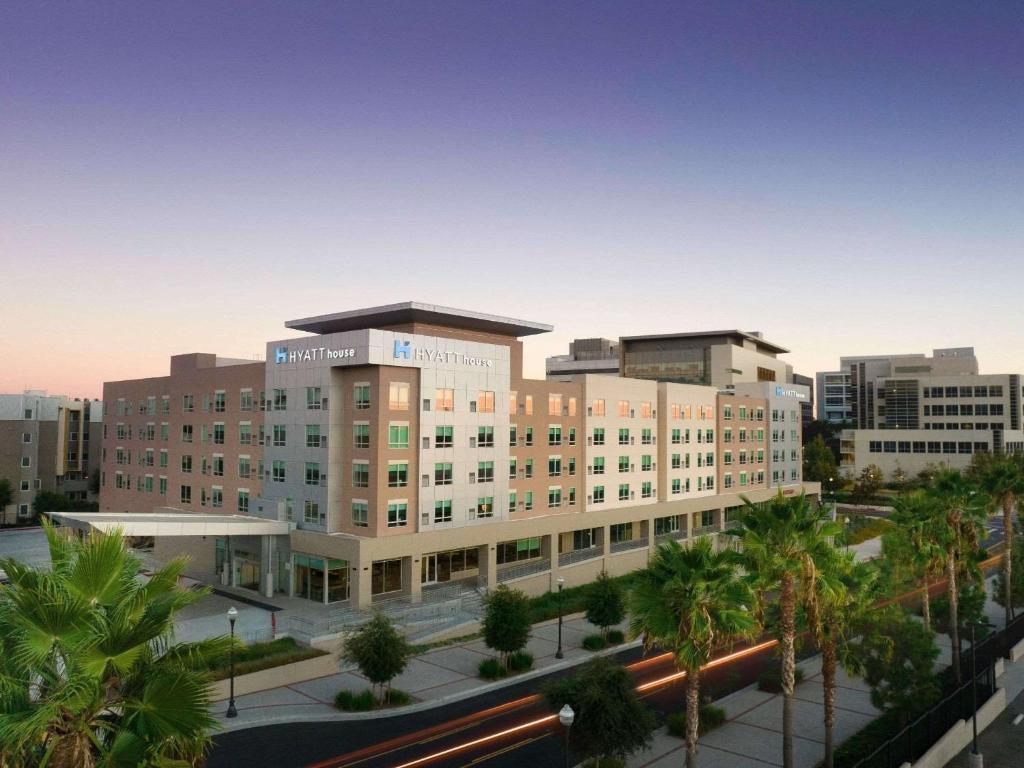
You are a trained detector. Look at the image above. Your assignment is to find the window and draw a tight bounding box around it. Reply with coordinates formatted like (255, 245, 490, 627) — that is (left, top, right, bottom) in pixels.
(239, 422, 252, 445)
(477, 497, 494, 518)
(548, 426, 562, 446)
(237, 491, 249, 513)
(352, 462, 369, 487)
(509, 393, 517, 415)
(618, 455, 630, 473)
(524, 395, 533, 415)
(671, 428, 681, 444)
(306, 424, 322, 448)
(160, 423, 169, 441)
(724, 405, 733, 420)
(548, 393, 563, 416)
(618, 428, 630, 445)
(478, 461, 494, 482)
(435, 388, 455, 411)
(672, 478, 682, 494)
(354, 384, 371, 409)
(434, 500, 453, 523)
(435, 462, 453, 485)
(238, 456, 251, 478)
(21, 432, 30, 444)
(618, 483, 630, 501)
(525, 458, 534, 478)
(270, 460, 285, 482)
(304, 462, 321, 485)
(181, 424, 193, 443)
(159, 449, 168, 468)
(388, 462, 408, 487)
(389, 382, 410, 410)
(213, 424, 226, 444)
(592, 456, 605, 474)
(508, 491, 517, 512)
(592, 486, 605, 504)
(641, 481, 653, 498)
(302, 500, 321, 524)
(352, 501, 369, 527)
(641, 428, 653, 445)
(181, 455, 192, 473)
(591, 399, 605, 416)
(639, 401, 652, 418)
(478, 391, 495, 413)
(180, 485, 192, 504)
(509, 425, 517, 446)
(273, 424, 287, 447)
(497, 537, 541, 564)
(304, 386, 321, 410)
(477, 426, 494, 447)
(389, 424, 410, 448)
(214, 391, 226, 412)
(548, 457, 562, 477)
(353, 423, 370, 448)
(548, 487, 562, 507)
(593, 428, 605, 445)
(524, 491, 534, 510)
(641, 455, 653, 471)
(618, 400, 629, 417)
(610, 523, 633, 544)
(272, 389, 287, 410)
(435, 425, 453, 448)
(525, 427, 534, 446)
(212, 455, 224, 476)
(182, 394, 194, 412)
(387, 502, 408, 527)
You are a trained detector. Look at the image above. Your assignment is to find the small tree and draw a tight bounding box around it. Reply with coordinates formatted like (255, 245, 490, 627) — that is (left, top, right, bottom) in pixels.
(849, 607, 940, 721)
(341, 613, 411, 705)
(852, 465, 883, 504)
(482, 584, 531, 670)
(803, 435, 838, 491)
(33, 490, 70, 519)
(584, 571, 625, 638)
(0, 479, 12, 524)
(544, 656, 656, 767)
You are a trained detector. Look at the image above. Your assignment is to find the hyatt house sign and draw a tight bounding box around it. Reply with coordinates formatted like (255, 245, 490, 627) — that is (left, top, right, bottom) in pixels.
(273, 339, 494, 368)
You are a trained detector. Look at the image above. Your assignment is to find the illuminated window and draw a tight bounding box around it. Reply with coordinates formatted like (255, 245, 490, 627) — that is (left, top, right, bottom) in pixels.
(389, 382, 410, 410)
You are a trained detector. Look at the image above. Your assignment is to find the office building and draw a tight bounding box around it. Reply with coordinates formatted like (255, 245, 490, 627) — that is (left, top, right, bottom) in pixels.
(791, 373, 814, 426)
(82, 303, 814, 610)
(0, 392, 103, 523)
(815, 370, 852, 424)
(546, 338, 620, 380)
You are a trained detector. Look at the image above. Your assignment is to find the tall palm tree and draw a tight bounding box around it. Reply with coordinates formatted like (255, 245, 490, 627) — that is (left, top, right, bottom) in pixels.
(0, 523, 228, 768)
(928, 470, 988, 683)
(628, 537, 756, 768)
(806, 550, 880, 768)
(731, 492, 840, 768)
(973, 453, 1024, 628)
(889, 491, 946, 632)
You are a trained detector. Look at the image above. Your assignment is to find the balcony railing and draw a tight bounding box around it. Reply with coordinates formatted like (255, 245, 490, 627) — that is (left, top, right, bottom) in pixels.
(655, 529, 687, 543)
(558, 546, 604, 568)
(693, 524, 719, 536)
(496, 558, 551, 583)
(610, 536, 649, 554)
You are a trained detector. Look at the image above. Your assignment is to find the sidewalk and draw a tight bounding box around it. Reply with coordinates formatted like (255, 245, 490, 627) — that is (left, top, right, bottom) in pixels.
(212, 612, 633, 731)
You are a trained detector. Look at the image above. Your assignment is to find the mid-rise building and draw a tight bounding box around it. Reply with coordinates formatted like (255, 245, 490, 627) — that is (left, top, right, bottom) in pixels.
(815, 370, 852, 423)
(0, 392, 103, 523)
(791, 373, 814, 426)
(87, 303, 814, 610)
(546, 338, 620, 380)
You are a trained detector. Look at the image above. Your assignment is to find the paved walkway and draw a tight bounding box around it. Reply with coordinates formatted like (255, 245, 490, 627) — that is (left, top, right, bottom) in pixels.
(212, 613, 631, 730)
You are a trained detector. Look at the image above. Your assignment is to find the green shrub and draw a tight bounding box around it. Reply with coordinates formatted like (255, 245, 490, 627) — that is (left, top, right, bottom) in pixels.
(334, 689, 375, 711)
(606, 629, 625, 645)
(582, 634, 607, 651)
(479, 657, 507, 680)
(757, 666, 805, 693)
(383, 688, 412, 706)
(665, 704, 727, 738)
(508, 650, 534, 672)
(527, 572, 643, 624)
(205, 636, 326, 680)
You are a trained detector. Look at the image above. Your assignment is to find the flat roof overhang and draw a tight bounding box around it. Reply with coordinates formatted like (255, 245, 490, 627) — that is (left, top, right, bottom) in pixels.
(285, 301, 552, 338)
(619, 329, 790, 355)
(49, 510, 292, 537)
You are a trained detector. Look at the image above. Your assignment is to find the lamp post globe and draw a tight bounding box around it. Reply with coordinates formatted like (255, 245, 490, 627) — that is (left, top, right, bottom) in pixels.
(226, 606, 239, 718)
(558, 704, 575, 768)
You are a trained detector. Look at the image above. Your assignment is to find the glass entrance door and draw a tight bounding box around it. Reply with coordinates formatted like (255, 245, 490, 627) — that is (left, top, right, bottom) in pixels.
(422, 553, 438, 584)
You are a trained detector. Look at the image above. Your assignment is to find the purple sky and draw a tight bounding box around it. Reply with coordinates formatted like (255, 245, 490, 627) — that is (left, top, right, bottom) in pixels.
(2, 1, 1021, 398)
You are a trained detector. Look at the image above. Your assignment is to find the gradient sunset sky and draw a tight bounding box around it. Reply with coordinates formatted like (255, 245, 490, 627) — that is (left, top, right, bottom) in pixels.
(2, 1, 1021, 399)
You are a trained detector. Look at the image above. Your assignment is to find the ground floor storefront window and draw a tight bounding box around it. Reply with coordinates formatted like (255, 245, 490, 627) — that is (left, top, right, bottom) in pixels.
(372, 558, 403, 595)
(293, 553, 349, 603)
(421, 547, 480, 584)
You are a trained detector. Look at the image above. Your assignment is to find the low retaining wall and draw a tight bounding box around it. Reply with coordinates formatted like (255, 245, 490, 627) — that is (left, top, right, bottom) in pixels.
(1011, 637, 1024, 662)
(209, 652, 340, 701)
(901, 686, 1007, 768)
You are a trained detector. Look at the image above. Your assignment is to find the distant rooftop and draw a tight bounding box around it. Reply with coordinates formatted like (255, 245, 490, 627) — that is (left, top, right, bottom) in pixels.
(620, 329, 789, 355)
(286, 301, 553, 338)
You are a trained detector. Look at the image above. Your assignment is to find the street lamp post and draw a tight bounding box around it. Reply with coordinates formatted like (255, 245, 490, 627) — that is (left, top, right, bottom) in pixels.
(226, 606, 238, 718)
(558, 703, 575, 768)
(968, 620, 995, 768)
(555, 577, 565, 659)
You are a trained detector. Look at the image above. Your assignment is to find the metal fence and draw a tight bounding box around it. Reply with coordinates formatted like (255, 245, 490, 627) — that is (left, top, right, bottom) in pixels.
(850, 614, 1023, 768)
(496, 558, 551, 582)
(558, 546, 604, 568)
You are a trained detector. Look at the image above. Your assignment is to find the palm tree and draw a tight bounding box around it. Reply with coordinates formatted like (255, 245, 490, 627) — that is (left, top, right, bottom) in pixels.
(889, 491, 946, 632)
(731, 492, 840, 768)
(928, 470, 988, 683)
(806, 550, 880, 768)
(973, 453, 1024, 628)
(0, 523, 227, 767)
(628, 537, 756, 768)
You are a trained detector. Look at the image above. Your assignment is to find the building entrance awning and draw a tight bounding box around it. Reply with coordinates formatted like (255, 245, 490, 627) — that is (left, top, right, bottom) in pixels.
(50, 508, 292, 537)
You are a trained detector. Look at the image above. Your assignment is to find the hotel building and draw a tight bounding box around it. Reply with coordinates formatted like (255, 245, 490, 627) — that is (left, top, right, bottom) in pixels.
(94, 303, 815, 610)
(0, 392, 103, 523)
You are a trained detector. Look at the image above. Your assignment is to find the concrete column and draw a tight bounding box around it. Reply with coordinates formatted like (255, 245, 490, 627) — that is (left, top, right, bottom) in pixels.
(352, 562, 373, 609)
(261, 535, 274, 598)
(686, 512, 694, 541)
(406, 556, 421, 603)
(484, 543, 497, 591)
(547, 534, 559, 587)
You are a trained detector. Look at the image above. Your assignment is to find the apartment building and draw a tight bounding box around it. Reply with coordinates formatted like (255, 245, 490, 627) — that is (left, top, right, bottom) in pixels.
(0, 392, 102, 523)
(86, 303, 815, 610)
(841, 373, 1024, 477)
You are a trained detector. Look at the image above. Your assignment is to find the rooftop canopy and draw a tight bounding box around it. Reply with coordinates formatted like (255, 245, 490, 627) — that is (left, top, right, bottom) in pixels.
(285, 301, 552, 338)
(50, 510, 291, 537)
